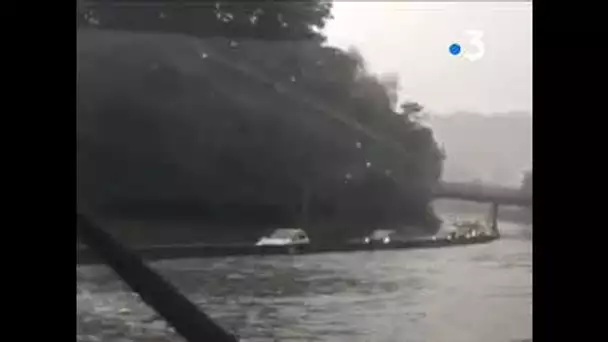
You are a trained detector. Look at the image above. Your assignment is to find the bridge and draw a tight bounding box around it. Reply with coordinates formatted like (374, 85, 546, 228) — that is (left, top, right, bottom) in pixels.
(434, 181, 532, 207)
(432, 181, 532, 236)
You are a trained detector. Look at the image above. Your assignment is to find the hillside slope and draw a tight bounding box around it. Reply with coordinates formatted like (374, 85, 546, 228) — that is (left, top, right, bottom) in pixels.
(77, 29, 443, 242)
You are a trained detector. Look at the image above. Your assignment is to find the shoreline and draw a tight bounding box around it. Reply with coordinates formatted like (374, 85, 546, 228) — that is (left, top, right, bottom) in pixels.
(77, 234, 498, 265)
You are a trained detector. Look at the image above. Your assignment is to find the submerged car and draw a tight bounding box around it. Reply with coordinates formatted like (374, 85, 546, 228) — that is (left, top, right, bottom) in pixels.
(255, 228, 310, 246)
(362, 229, 400, 245)
(440, 216, 491, 239)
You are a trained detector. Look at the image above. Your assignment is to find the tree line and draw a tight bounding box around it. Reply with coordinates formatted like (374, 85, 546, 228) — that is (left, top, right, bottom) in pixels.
(77, 1, 444, 241)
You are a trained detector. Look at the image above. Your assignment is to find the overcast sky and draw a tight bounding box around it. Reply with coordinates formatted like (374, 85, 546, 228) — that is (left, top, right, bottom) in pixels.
(323, 2, 532, 115)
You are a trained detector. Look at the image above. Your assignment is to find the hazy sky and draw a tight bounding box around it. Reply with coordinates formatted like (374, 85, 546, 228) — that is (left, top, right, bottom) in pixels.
(323, 2, 532, 115)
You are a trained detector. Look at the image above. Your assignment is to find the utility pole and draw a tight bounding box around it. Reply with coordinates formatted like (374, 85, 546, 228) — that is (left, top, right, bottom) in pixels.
(488, 202, 500, 237)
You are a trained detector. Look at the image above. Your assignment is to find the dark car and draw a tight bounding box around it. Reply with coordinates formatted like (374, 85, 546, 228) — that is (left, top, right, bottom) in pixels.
(362, 229, 402, 245)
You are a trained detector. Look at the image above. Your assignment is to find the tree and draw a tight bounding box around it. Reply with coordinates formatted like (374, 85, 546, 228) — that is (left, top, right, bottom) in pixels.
(398, 101, 426, 123)
(78, 0, 333, 41)
(77, 1, 445, 241)
(378, 73, 400, 110)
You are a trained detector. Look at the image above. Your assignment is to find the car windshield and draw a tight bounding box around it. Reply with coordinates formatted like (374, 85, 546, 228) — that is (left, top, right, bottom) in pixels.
(77, 1, 532, 342)
(371, 230, 395, 239)
(269, 229, 298, 239)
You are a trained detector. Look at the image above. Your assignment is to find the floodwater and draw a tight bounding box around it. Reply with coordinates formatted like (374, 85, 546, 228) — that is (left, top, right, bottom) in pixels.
(77, 216, 532, 342)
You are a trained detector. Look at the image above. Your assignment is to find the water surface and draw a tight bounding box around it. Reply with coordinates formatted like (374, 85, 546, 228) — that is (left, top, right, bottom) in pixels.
(77, 221, 531, 342)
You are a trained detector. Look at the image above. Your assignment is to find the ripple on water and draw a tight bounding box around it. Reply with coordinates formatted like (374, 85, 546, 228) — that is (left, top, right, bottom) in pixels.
(77, 228, 531, 342)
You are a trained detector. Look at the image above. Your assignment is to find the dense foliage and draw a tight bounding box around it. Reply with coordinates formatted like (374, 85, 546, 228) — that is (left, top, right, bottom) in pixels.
(77, 1, 444, 241)
(78, 0, 333, 41)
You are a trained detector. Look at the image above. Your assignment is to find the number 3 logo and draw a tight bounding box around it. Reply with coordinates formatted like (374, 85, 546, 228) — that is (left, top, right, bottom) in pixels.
(464, 30, 485, 62)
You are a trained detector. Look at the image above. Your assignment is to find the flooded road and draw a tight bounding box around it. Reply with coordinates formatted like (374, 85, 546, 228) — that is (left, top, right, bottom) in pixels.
(77, 218, 532, 342)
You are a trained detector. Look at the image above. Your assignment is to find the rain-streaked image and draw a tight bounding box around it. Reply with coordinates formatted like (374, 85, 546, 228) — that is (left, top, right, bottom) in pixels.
(77, 1, 532, 341)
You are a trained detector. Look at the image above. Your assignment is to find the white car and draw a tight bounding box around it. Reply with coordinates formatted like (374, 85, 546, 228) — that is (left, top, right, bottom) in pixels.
(255, 228, 310, 247)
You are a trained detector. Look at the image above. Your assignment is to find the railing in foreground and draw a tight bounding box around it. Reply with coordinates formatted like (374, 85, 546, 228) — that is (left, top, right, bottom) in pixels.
(77, 213, 239, 342)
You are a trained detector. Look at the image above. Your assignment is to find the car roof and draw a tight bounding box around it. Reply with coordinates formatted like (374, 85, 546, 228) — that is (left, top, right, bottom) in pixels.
(272, 228, 305, 234)
(370, 229, 397, 237)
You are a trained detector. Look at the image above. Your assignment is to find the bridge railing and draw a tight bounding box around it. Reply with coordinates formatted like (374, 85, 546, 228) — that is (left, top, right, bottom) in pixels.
(433, 181, 532, 207)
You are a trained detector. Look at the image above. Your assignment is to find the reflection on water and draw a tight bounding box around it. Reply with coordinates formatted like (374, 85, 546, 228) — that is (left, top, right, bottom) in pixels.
(77, 222, 532, 342)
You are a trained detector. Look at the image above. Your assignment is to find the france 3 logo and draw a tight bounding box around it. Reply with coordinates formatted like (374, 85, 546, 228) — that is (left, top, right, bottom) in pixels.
(449, 30, 485, 62)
